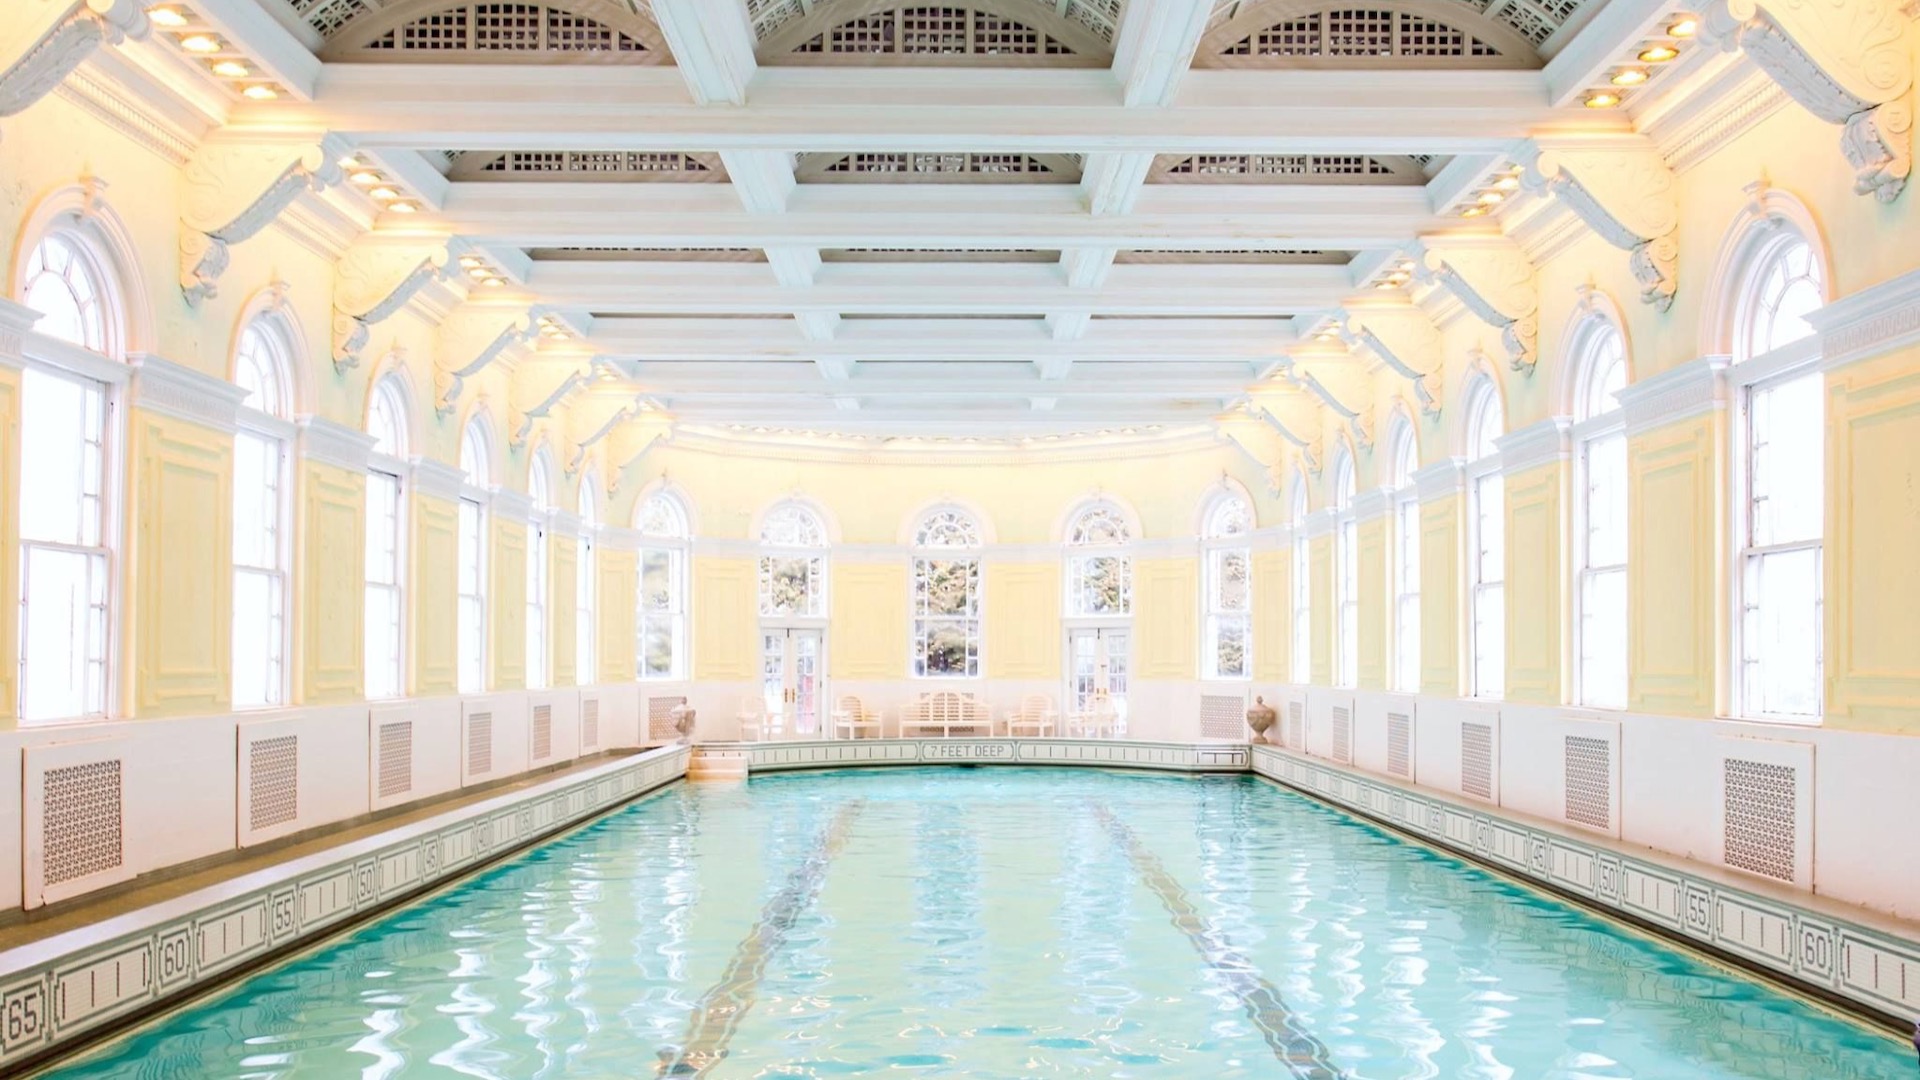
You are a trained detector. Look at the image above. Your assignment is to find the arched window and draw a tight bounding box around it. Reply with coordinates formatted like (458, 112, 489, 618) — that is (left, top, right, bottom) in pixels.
(1731, 231, 1825, 719)
(1289, 475, 1310, 683)
(364, 376, 409, 699)
(525, 449, 554, 690)
(457, 416, 492, 694)
(1573, 321, 1629, 709)
(1065, 502, 1132, 617)
(1331, 447, 1358, 689)
(576, 471, 599, 685)
(1388, 418, 1421, 693)
(231, 316, 295, 708)
(912, 507, 982, 678)
(1202, 491, 1252, 680)
(636, 491, 689, 680)
(758, 503, 828, 617)
(16, 229, 120, 721)
(1465, 376, 1505, 699)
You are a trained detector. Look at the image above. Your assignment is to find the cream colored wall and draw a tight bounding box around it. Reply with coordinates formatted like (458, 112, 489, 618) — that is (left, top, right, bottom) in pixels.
(984, 562, 1060, 680)
(411, 492, 458, 696)
(692, 556, 755, 682)
(489, 515, 528, 691)
(1356, 514, 1387, 691)
(124, 409, 232, 717)
(1251, 549, 1288, 684)
(1419, 494, 1463, 698)
(551, 532, 577, 688)
(295, 460, 365, 705)
(596, 548, 637, 684)
(1134, 558, 1197, 680)
(0, 365, 16, 723)
(1505, 460, 1567, 705)
(1627, 414, 1722, 718)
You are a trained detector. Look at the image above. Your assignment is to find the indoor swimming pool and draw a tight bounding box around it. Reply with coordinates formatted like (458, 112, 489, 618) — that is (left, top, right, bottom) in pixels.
(40, 767, 1911, 1078)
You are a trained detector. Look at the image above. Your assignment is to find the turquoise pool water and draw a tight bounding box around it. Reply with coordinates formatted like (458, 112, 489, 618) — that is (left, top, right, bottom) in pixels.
(43, 767, 1912, 1078)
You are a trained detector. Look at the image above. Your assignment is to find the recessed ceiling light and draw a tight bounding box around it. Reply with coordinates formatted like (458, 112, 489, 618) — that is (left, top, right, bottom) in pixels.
(1584, 91, 1621, 108)
(1611, 68, 1649, 86)
(1462, 206, 1488, 217)
(212, 60, 249, 78)
(1478, 190, 1505, 204)
(1494, 176, 1519, 191)
(180, 33, 220, 52)
(1638, 44, 1678, 62)
(467, 266, 491, 279)
(151, 7, 188, 27)
(482, 275, 506, 286)
(388, 201, 417, 214)
(350, 170, 381, 186)
(369, 186, 401, 201)
(1666, 17, 1697, 37)
(459, 255, 484, 269)
(241, 84, 278, 100)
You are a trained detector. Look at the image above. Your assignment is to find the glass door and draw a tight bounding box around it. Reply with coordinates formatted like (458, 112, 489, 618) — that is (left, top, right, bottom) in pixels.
(760, 628, 825, 736)
(1068, 627, 1130, 731)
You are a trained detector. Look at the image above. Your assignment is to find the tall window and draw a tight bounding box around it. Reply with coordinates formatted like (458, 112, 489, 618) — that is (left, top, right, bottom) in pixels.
(1289, 478, 1310, 683)
(1389, 422, 1421, 693)
(231, 320, 293, 708)
(1466, 377, 1506, 699)
(1202, 492, 1252, 679)
(364, 377, 407, 699)
(759, 502, 827, 617)
(525, 450, 553, 690)
(576, 472, 599, 685)
(912, 507, 983, 677)
(1329, 449, 1358, 688)
(457, 419, 491, 694)
(17, 233, 117, 721)
(1732, 232, 1825, 719)
(1065, 503, 1132, 617)
(1574, 323, 1629, 708)
(636, 492, 689, 680)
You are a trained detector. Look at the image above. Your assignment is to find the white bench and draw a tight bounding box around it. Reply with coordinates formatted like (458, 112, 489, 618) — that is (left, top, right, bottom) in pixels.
(898, 690, 992, 738)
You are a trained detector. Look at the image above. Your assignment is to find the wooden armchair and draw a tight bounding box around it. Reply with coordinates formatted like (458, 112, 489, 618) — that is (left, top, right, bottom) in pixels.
(1003, 693, 1058, 737)
(830, 694, 883, 740)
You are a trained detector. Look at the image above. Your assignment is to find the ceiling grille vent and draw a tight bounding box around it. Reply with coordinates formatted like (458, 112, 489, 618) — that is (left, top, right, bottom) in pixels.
(1198, 693, 1246, 740)
(467, 711, 494, 778)
(1723, 757, 1798, 883)
(354, 4, 652, 56)
(42, 760, 125, 888)
(580, 696, 601, 751)
(457, 150, 724, 181)
(1218, 11, 1504, 59)
(292, 0, 374, 37)
(531, 704, 553, 761)
(1330, 704, 1352, 764)
(1287, 700, 1305, 750)
(377, 721, 414, 799)
(1155, 153, 1417, 183)
(783, 8, 1088, 59)
(803, 152, 1072, 182)
(1386, 710, 1412, 778)
(648, 695, 688, 741)
(1563, 735, 1612, 832)
(1460, 721, 1494, 801)
(247, 736, 299, 833)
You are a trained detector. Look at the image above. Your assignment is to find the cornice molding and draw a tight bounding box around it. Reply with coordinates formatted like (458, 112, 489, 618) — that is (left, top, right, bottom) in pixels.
(297, 415, 376, 473)
(0, 297, 38, 370)
(410, 457, 465, 502)
(489, 486, 535, 523)
(127, 353, 247, 433)
(1651, 68, 1792, 175)
(599, 525, 645, 552)
(1497, 416, 1572, 474)
(1302, 507, 1338, 539)
(1809, 266, 1920, 371)
(1413, 457, 1467, 503)
(1616, 355, 1730, 436)
(665, 425, 1223, 467)
(1353, 487, 1393, 522)
(52, 65, 199, 166)
(546, 508, 583, 537)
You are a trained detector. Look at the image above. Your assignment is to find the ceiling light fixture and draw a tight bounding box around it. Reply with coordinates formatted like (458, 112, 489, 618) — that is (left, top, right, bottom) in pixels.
(212, 60, 249, 78)
(459, 255, 484, 269)
(368, 186, 401, 201)
(242, 85, 278, 100)
(179, 33, 220, 52)
(482, 275, 506, 287)
(1638, 44, 1678, 62)
(1478, 190, 1504, 204)
(388, 201, 417, 214)
(350, 170, 381, 186)
(1494, 175, 1519, 191)
(1666, 17, 1697, 37)
(1612, 68, 1649, 86)
(151, 7, 189, 27)
(1461, 206, 1488, 217)
(1584, 91, 1621, 108)
(467, 266, 492, 279)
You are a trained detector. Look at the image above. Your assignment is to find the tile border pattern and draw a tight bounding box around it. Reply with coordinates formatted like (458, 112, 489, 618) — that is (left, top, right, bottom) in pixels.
(736, 737, 1252, 773)
(0, 744, 692, 1072)
(1247, 744, 1920, 1026)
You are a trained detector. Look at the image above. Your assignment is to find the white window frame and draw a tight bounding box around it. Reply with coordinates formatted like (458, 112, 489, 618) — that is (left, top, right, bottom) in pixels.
(576, 472, 599, 685)
(1063, 502, 1133, 620)
(1201, 492, 1252, 681)
(1289, 478, 1311, 683)
(456, 420, 492, 695)
(1571, 324, 1629, 710)
(757, 502, 829, 621)
(525, 455, 553, 690)
(1332, 450, 1358, 689)
(910, 507, 984, 679)
(230, 320, 294, 710)
(364, 377, 408, 700)
(636, 492, 690, 682)
(1465, 379, 1505, 700)
(1389, 425, 1420, 694)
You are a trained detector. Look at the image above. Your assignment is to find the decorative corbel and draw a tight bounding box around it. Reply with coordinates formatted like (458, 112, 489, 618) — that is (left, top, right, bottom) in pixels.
(1416, 237, 1540, 373)
(563, 395, 637, 478)
(433, 305, 540, 415)
(1335, 306, 1445, 416)
(1519, 139, 1679, 311)
(180, 135, 346, 304)
(508, 355, 592, 447)
(1291, 369, 1374, 449)
(1700, 0, 1912, 202)
(332, 239, 455, 373)
(1247, 387, 1324, 474)
(1214, 409, 1290, 495)
(606, 411, 674, 481)
(0, 0, 148, 118)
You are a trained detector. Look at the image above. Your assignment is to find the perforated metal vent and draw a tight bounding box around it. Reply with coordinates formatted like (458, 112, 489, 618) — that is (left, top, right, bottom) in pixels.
(580, 697, 600, 750)
(801, 152, 1073, 182)
(1287, 700, 1305, 750)
(377, 721, 413, 799)
(356, 4, 651, 55)
(1723, 758, 1797, 883)
(1219, 11, 1503, 58)
(456, 150, 724, 182)
(648, 696, 688, 741)
(1386, 711, 1412, 777)
(248, 736, 299, 832)
(42, 760, 124, 887)
(782, 7, 1089, 58)
(1330, 705, 1352, 763)
(1155, 153, 1420, 184)
(1460, 721, 1494, 800)
(1563, 735, 1611, 832)
(1198, 694, 1245, 739)
(467, 712, 494, 777)
(531, 704, 553, 761)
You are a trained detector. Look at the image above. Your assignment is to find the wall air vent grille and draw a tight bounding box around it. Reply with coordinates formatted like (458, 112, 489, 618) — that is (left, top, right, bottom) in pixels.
(1330, 705, 1352, 763)
(1287, 700, 1305, 750)
(1386, 710, 1412, 777)
(532, 704, 553, 761)
(1723, 758, 1797, 883)
(1563, 735, 1612, 832)
(581, 697, 600, 751)
(1199, 693, 1246, 739)
(1460, 721, 1494, 800)
(42, 760, 124, 887)
(467, 712, 494, 777)
(378, 721, 414, 799)
(648, 696, 688, 741)
(247, 736, 300, 832)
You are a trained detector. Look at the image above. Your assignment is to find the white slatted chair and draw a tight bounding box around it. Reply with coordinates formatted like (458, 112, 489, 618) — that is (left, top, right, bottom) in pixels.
(1002, 694, 1058, 737)
(831, 694, 883, 740)
(1069, 690, 1119, 739)
(899, 690, 991, 738)
(736, 695, 780, 741)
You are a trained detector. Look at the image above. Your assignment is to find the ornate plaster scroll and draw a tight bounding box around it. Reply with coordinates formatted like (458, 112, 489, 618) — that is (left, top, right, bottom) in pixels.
(1291, 368, 1375, 449)
(508, 356, 592, 447)
(1334, 305, 1446, 416)
(332, 239, 454, 372)
(1248, 387, 1325, 474)
(606, 412, 674, 484)
(0, 0, 148, 118)
(563, 395, 638, 478)
(1520, 139, 1680, 310)
(180, 136, 345, 304)
(1416, 237, 1540, 372)
(434, 306, 539, 415)
(1700, 0, 1914, 202)
(1215, 408, 1292, 495)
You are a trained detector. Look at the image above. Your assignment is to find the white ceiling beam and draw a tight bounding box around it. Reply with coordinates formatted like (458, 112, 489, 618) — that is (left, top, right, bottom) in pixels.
(270, 67, 1607, 153)
(187, 0, 323, 101)
(649, 0, 758, 106)
(621, 367, 1261, 397)
(640, 403, 1230, 428)
(585, 316, 1296, 363)
(1542, 0, 1679, 108)
(1111, 0, 1217, 108)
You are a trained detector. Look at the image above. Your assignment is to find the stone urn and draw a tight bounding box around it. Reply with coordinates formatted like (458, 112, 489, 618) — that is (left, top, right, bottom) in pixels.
(1245, 696, 1278, 744)
(669, 702, 696, 744)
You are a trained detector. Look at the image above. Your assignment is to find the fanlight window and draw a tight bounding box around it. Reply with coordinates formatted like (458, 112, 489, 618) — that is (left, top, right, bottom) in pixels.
(1203, 494, 1253, 679)
(1066, 504, 1132, 617)
(1741, 237, 1823, 360)
(912, 507, 983, 677)
(759, 503, 828, 619)
(234, 322, 290, 419)
(367, 377, 407, 458)
(22, 233, 109, 353)
(637, 492, 688, 538)
(637, 492, 689, 680)
(915, 508, 981, 548)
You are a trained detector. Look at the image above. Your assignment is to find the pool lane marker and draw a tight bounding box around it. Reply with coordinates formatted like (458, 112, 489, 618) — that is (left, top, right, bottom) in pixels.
(1090, 802, 1348, 1080)
(657, 799, 867, 1078)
